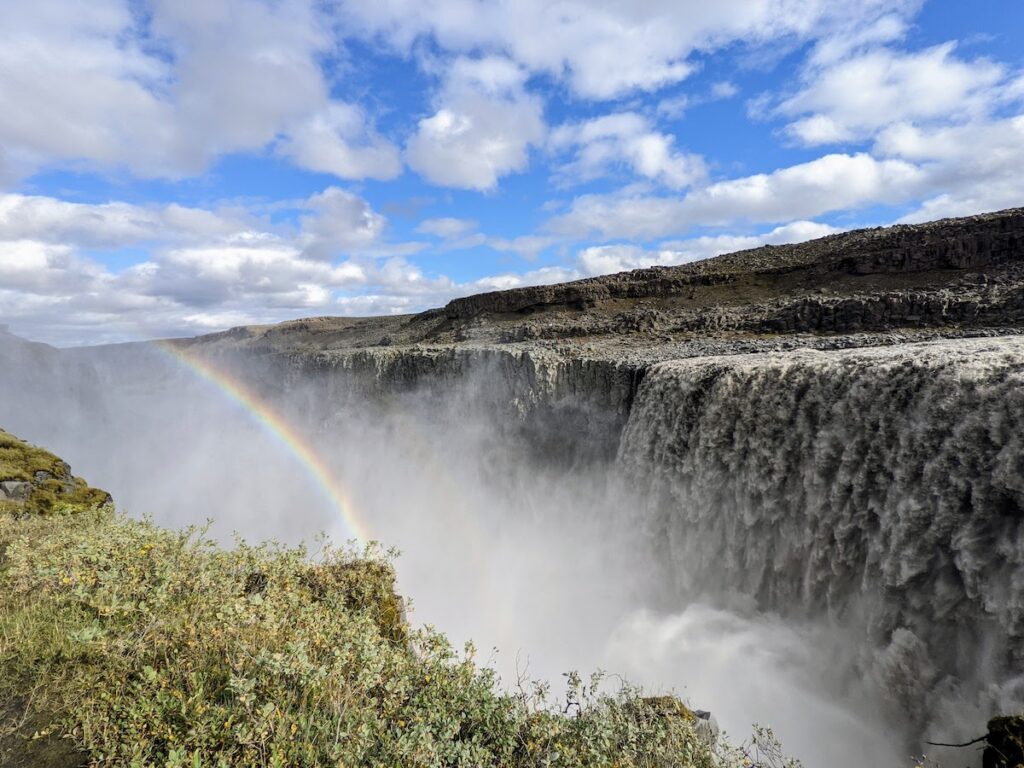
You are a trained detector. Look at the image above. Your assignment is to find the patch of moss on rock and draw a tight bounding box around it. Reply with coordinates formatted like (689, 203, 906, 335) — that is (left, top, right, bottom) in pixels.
(0, 430, 110, 517)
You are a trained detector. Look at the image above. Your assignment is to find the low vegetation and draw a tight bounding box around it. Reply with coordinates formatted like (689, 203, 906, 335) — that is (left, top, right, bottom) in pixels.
(0, 430, 789, 767)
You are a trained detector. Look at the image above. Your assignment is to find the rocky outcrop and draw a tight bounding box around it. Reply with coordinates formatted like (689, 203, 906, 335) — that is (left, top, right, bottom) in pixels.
(0, 429, 111, 515)
(441, 207, 1024, 319)
(985, 716, 1024, 768)
(0, 480, 32, 500)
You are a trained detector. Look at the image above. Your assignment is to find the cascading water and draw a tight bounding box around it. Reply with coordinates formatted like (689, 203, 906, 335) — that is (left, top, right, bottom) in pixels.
(617, 335, 1024, 755)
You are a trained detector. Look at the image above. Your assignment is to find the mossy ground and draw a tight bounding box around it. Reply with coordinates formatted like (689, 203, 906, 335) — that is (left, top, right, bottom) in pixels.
(0, 430, 778, 767)
(0, 429, 110, 517)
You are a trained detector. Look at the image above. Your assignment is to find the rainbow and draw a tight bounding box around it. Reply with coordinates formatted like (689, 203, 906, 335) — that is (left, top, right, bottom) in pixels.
(151, 337, 512, 639)
(152, 340, 372, 546)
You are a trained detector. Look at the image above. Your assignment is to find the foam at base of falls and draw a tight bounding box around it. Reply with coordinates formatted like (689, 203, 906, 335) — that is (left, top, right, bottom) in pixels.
(618, 335, 1024, 749)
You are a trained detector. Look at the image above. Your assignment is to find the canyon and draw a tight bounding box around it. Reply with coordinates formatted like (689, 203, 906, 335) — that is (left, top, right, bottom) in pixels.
(3, 207, 1024, 765)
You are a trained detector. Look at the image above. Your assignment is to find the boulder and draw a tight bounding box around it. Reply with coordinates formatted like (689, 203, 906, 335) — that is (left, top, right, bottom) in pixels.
(0, 481, 31, 500)
(984, 715, 1024, 768)
(693, 709, 720, 746)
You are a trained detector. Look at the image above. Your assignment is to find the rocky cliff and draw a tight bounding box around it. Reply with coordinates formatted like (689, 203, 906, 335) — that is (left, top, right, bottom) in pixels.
(441, 206, 1024, 319)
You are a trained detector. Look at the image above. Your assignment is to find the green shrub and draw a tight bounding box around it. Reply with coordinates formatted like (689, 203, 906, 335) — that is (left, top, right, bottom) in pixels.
(0, 511, 731, 767)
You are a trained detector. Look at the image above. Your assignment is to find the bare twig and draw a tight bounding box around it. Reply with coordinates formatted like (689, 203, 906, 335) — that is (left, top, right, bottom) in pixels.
(925, 735, 988, 748)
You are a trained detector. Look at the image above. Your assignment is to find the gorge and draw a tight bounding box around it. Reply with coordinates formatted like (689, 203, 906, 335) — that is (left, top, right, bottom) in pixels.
(3, 208, 1024, 766)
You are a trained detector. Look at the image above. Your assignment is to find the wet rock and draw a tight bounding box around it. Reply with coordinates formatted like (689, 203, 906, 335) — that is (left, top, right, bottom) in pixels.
(985, 716, 1024, 768)
(693, 710, 720, 746)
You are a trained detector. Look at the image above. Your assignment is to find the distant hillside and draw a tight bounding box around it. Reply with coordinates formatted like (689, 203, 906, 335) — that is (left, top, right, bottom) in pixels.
(167, 206, 1024, 356)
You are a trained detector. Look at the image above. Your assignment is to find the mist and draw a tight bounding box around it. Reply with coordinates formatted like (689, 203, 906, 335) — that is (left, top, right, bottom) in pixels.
(0, 333, 1004, 767)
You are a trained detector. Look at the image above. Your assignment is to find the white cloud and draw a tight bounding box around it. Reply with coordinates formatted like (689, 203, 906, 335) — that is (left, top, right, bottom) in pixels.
(278, 103, 402, 181)
(781, 42, 1007, 145)
(0, 194, 251, 248)
(0, 187, 408, 343)
(488, 235, 558, 261)
(549, 112, 705, 189)
(880, 116, 1024, 222)
(0, 187, 390, 265)
(711, 81, 739, 99)
(298, 187, 388, 259)
(0, 0, 397, 182)
(405, 56, 546, 190)
(550, 152, 923, 239)
(575, 244, 669, 276)
(657, 95, 691, 119)
(416, 217, 478, 238)
(682, 152, 923, 224)
(806, 11, 911, 66)
(0, 240, 99, 293)
(145, 244, 367, 306)
(659, 219, 840, 258)
(338, 0, 917, 100)
(575, 220, 837, 276)
(0, 188, 591, 344)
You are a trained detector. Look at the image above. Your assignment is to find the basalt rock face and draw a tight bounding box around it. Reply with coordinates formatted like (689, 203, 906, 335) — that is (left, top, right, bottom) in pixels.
(617, 335, 1024, 732)
(440, 207, 1024, 320)
(276, 346, 645, 464)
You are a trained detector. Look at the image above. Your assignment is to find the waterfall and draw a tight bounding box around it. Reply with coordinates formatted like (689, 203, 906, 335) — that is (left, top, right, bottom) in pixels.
(618, 335, 1024, 741)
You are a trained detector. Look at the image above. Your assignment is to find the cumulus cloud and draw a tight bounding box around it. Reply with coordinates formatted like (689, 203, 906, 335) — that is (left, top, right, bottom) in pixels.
(781, 42, 1007, 145)
(0, 194, 251, 248)
(575, 220, 838, 276)
(337, 0, 918, 100)
(0, 241, 100, 294)
(711, 81, 739, 99)
(882, 116, 1024, 222)
(549, 113, 705, 189)
(405, 56, 546, 190)
(298, 187, 388, 259)
(0, 0, 399, 182)
(488, 235, 558, 261)
(765, 23, 1024, 223)
(550, 152, 924, 239)
(277, 103, 402, 180)
(0, 188, 403, 343)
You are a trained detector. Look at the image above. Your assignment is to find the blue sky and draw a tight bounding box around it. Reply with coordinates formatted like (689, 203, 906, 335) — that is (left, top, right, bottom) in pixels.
(1, 0, 1023, 345)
